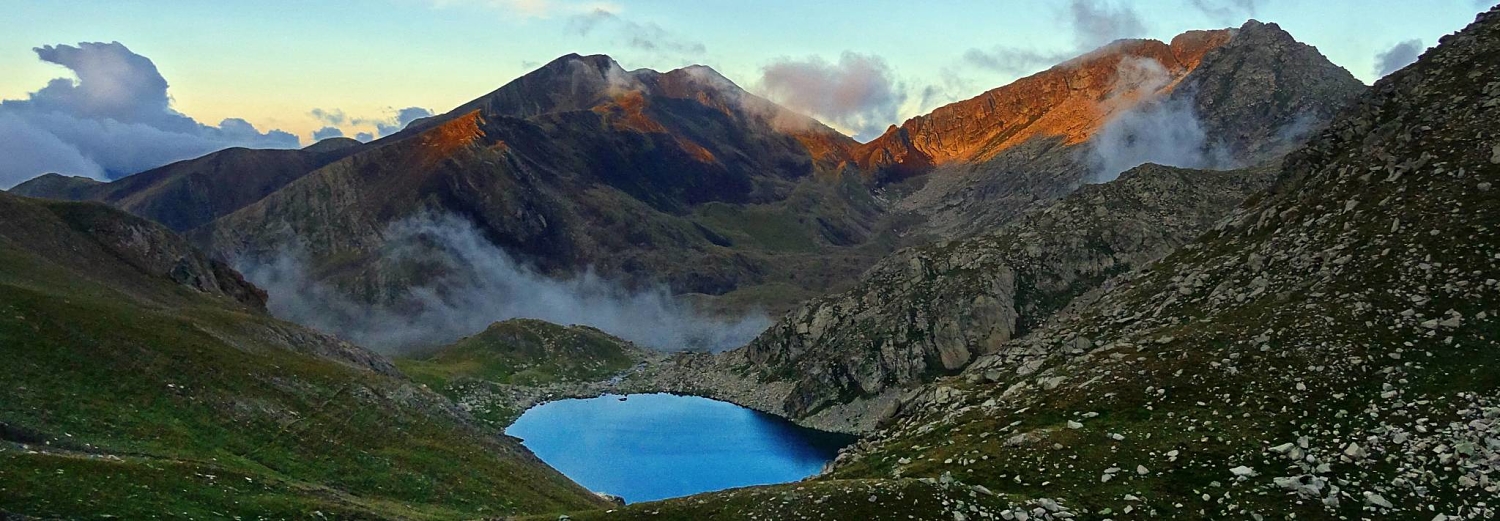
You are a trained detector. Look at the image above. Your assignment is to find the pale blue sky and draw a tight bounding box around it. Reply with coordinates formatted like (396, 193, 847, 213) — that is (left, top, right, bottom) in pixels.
(0, 0, 1489, 140)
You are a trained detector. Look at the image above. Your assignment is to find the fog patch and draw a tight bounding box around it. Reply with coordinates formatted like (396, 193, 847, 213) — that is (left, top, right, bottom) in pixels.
(757, 52, 906, 141)
(1068, 0, 1148, 49)
(1188, 0, 1261, 24)
(239, 213, 770, 353)
(1086, 57, 1232, 182)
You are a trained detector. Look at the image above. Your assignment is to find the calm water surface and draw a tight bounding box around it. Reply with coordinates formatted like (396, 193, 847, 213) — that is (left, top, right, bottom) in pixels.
(505, 393, 854, 503)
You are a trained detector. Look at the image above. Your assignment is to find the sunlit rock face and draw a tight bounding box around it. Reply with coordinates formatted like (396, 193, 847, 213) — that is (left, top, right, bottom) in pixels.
(851, 30, 1234, 177)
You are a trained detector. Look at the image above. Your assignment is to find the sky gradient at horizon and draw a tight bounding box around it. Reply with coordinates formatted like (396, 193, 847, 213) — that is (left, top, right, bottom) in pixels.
(0, 0, 1491, 144)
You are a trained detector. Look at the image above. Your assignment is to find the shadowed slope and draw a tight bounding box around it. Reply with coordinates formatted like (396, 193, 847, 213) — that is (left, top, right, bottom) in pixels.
(0, 191, 608, 519)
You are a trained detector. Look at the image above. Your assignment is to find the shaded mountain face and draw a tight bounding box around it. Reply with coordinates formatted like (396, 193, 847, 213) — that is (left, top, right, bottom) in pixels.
(199, 54, 893, 341)
(0, 191, 609, 518)
(0, 192, 266, 309)
(11, 22, 1361, 354)
(9, 138, 365, 232)
(821, 6, 1500, 517)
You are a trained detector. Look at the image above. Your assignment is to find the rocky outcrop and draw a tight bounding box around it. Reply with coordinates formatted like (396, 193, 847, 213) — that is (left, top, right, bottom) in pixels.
(898, 20, 1366, 240)
(1176, 20, 1367, 164)
(738, 163, 1276, 427)
(831, 7, 1500, 517)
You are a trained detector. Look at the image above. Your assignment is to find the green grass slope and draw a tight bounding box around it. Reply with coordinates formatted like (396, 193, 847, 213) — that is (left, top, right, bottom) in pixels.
(0, 193, 608, 519)
(399, 318, 647, 388)
(395, 319, 651, 428)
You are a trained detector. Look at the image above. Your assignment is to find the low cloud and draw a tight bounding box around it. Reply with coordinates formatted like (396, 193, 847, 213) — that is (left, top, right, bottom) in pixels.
(308, 106, 435, 141)
(310, 108, 349, 126)
(1086, 57, 1232, 182)
(312, 126, 345, 141)
(914, 68, 980, 113)
(376, 107, 434, 136)
(1374, 39, 1423, 78)
(0, 41, 298, 188)
(569, 8, 706, 57)
(239, 212, 770, 353)
(757, 52, 906, 141)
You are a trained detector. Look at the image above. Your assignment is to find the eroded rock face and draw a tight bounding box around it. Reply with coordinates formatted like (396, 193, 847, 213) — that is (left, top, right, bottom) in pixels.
(853, 31, 1235, 176)
(742, 163, 1276, 421)
(898, 20, 1367, 241)
(1178, 20, 1367, 164)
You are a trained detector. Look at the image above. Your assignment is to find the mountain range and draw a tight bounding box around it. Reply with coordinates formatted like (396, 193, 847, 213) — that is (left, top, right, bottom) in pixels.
(5, 8, 1499, 520)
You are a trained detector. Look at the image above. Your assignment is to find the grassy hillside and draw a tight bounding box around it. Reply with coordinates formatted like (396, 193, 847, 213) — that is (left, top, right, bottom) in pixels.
(399, 318, 647, 388)
(0, 193, 608, 519)
(395, 319, 651, 428)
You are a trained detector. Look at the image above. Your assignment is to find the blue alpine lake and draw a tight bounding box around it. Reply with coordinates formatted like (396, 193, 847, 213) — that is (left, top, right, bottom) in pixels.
(504, 393, 855, 503)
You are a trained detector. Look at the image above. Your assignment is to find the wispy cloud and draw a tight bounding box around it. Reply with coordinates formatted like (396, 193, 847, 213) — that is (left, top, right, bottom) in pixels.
(1067, 0, 1148, 49)
(568, 8, 706, 57)
(425, 0, 621, 19)
(962, 47, 1074, 77)
(757, 52, 906, 141)
(308, 106, 435, 140)
(1188, 0, 1263, 24)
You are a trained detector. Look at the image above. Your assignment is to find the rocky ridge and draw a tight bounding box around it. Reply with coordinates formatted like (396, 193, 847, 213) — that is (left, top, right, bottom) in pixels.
(197, 54, 898, 316)
(854, 30, 1233, 176)
(823, 7, 1500, 518)
(739, 163, 1278, 430)
(899, 20, 1364, 239)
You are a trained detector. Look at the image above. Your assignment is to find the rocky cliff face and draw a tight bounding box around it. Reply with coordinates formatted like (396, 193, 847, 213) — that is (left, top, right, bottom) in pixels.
(738, 163, 1276, 426)
(1176, 20, 1367, 164)
(892, 20, 1365, 239)
(827, 8, 1500, 517)
(854, 31, 1234, 177)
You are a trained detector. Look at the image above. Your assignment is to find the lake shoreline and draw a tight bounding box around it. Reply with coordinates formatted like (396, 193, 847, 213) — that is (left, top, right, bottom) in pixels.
(505, 393, 857, 503)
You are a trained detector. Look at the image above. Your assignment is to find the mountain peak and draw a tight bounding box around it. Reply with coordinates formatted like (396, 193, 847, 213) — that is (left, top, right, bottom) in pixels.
(539, 52, 621, 73)
(852, 27, 1235, 174)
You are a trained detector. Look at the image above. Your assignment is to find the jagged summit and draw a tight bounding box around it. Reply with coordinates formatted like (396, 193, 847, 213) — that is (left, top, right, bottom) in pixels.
(852, 28, 1236, 175)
